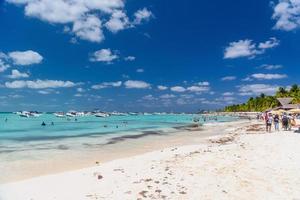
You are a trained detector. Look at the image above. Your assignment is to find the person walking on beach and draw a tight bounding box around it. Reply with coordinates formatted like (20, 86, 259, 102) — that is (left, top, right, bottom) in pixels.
(274, 114, 280, 131)
(265, 113, 273, 132)
(282, 113, 289, 131)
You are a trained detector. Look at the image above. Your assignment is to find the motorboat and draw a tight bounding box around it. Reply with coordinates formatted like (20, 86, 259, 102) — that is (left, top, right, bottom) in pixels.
(94, 112, 109, 117)
(54, 112, 65, 118)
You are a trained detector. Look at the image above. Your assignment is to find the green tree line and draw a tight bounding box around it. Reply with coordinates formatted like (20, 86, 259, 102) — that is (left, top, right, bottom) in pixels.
(224, 84, 300, 112)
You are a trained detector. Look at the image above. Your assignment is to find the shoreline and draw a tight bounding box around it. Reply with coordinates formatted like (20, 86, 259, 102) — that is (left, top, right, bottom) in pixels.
(0, 119, 247, 184)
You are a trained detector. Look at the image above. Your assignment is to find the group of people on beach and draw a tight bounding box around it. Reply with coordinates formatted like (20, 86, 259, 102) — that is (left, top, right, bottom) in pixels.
(262, 112, 299, 132)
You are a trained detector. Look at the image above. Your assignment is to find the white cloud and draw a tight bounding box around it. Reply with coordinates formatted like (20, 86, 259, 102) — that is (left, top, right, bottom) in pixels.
(90, 49, 118, 63)
(72, 15, 104, 42)
(238, 84, 279, 96)
(92, 81, 122, 89)
(38, 89, 60, 95)
(157, 85, 168, 90)
(8, 50, 43, 65)
(124, 80, 150, 89)
(136, 68, 144, 73)
(133, 8, 153, 25)
(170, 86, 186, 92)
(224, 38, 279, 59)
(7, 0, 153, 43)
(105, 10, 129, 33)
(250, 73, 287, 80)
(258, 37, 280, 49)
(124, 56, 135, 61)
(0, 56, 10, 72)
(272, 0, 300, 31)
(259, 64, 283, 70)
(7, 69, 29, 79)
(76, 87, 85, 92)
(221, 76, 236, 81)
(223, 92, 234, 96)
(186, 86, 210, 92)
(160, 94, 175, 99)
(5, 79, 76, 89)
(198, 81, 210, 86)
(142, 94, 156, 100)
(74, 93, 83, 97)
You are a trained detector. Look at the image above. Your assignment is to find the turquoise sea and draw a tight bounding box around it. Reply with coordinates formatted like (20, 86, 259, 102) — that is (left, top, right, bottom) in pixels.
(0, 113, 236, 157)
(0, 113, 238, 183)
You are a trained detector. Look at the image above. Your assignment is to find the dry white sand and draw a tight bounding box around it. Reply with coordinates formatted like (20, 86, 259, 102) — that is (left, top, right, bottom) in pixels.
(1, 122, 300, 200)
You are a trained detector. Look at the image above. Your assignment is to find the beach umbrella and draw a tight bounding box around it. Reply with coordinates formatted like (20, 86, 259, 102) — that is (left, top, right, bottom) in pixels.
(288, 108, 300, 114)
(270, 109, 286, 115)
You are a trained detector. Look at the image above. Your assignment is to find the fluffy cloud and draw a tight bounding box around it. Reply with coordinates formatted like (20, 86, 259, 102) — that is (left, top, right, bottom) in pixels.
(197, 81, 210, 86)
(186, 86, 210, 92)
(223, 92, 234, 96)
(224, 38, 279, 59)
(105, 10, 129, 33)
(170, 86, 186, 92)
(136, 68, 144, 73)
(272, 0, 300, 31)
(5, 79, 76, 89)
(90, 49, 118, 63)
(0, 54, 10, 72)
(157, 85, 168, 90)
(160, 94, 176, 99)
(133, 8, 153, 25)
(72, 15, 104, 42)
(76, 87, 85, 92)
(238, 84, 279, 96)
(8, 50, 43, 65)
(7, 0, 153, 42)
(124, 80, 150, 89)
(7, 69, 29, 79)
(250, 73, 287, 80)
(221, 76, 236, 81)
(92, 81, 122, 89)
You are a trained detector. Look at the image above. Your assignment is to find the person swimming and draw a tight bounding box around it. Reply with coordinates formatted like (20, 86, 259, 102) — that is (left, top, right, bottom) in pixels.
(41, 121, 46, 126)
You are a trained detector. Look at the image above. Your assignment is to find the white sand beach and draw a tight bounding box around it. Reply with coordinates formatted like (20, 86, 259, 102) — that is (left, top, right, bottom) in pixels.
(1, 120, 300, 200)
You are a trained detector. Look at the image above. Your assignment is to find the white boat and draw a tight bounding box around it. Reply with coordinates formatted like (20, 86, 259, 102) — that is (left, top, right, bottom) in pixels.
(66, 112, 76, 117)
(29, 111, 42, 117)
(54, 112, 65, 118)
(110, 111, 127, 116)
(94, 112, 109, 117)
(18, 111, 30, 118)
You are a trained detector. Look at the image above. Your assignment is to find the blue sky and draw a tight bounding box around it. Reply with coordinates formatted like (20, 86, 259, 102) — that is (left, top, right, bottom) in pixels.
(0, 0, 300, 112)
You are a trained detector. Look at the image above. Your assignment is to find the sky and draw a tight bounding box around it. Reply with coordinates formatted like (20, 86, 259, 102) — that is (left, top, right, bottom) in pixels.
(0, 0, 300, 112)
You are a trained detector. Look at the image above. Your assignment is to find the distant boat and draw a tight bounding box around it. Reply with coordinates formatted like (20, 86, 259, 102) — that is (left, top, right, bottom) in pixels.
(17, 111, 41, 118)
(19, 111, 30, 118)
(128, 112, 138, 116)
(29, 111, 42, 117)
(94, 112, 109, 117)
(66, 112, 76, 117)
(110, 111, 127, 116)
(54, 112, 65, 118)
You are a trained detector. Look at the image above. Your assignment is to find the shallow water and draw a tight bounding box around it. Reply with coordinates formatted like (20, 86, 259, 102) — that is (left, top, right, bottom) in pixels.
(0, 113, 236, 159)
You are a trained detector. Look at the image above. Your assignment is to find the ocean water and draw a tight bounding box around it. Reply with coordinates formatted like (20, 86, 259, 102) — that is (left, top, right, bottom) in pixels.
(0, 113, 238, 183)
(0, 113, 236, 158)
